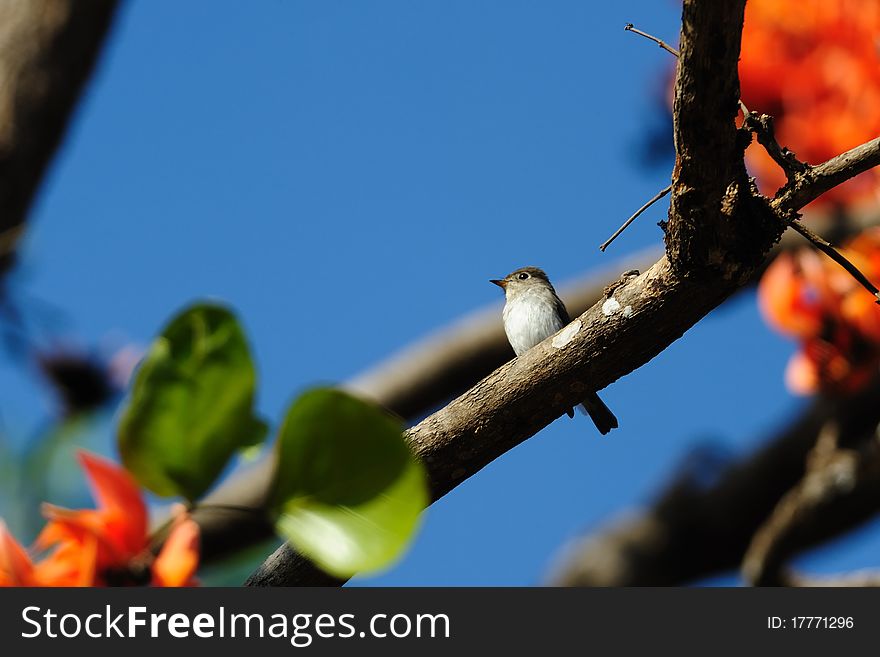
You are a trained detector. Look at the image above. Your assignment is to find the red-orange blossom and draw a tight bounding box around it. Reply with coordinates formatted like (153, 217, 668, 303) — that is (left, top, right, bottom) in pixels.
(0, 451, 199, 587)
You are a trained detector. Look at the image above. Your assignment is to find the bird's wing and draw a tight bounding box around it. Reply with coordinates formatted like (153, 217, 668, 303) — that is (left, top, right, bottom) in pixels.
(554, 294, 571, 325)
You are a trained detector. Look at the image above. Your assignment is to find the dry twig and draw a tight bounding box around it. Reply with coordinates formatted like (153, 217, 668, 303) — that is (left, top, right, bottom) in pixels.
(599, 185, 672, 252)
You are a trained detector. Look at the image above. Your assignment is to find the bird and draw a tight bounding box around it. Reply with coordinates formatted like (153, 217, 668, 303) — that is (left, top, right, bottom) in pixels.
(490, 266, 618, 434)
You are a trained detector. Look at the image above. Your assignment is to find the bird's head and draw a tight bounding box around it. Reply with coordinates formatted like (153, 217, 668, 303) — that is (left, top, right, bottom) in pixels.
(490, 266, 554, 298)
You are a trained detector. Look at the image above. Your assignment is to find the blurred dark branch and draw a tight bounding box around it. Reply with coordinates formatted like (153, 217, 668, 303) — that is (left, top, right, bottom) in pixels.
(787, 570, 880, 587)
(548, 376, 880, 586)
(666, 0, 751, 272)
(743, 419, 880, 586)
(0, 0, 118, 277)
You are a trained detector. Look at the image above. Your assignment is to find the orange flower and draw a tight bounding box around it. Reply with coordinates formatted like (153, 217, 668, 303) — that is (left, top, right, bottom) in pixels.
(0, 521, 40, 586)
(0, 519, 95, 586)
(739, 0, 880, 205)
(0, 451, 199, 587)
(759, 229, 880, 394)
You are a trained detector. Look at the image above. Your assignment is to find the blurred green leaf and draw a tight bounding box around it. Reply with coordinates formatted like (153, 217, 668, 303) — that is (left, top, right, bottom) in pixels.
(270, 388, 427, 577)
(118, 303, 267, 501)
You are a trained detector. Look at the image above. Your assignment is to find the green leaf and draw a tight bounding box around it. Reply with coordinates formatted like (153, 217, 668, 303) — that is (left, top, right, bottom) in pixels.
(270, 388, 427, 577)
(118, 303, 267, 501)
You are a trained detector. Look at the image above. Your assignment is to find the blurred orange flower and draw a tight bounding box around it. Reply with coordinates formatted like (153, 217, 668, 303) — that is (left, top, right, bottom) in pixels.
(759, 229, 880, 394)
(0, 451, 199, 587)
(739, 0, 880, 205)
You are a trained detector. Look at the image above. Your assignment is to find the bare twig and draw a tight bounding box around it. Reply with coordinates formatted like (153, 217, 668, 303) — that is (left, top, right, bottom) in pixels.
(624, 23, 679, 57)
(742, 112, 808, 181)
(786, 218, 880, 302)
(599, 185, 672, 252)
(195, 208, 879, 579)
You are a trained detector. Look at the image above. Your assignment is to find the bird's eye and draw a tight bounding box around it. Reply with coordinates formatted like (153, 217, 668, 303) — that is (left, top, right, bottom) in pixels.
(518, 272, 529, 280)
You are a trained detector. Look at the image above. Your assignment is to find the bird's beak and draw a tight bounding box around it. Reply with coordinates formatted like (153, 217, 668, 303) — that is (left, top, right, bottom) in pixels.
(490, 279, 507, 289)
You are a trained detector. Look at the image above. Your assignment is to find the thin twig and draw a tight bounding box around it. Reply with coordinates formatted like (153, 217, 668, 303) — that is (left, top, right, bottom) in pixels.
(600, 185, 672, 252)
(625, 23, 753, 118)
(624, 23, 679, 57)
(743, 112, 808, 181)
(787, 218, 880, 303)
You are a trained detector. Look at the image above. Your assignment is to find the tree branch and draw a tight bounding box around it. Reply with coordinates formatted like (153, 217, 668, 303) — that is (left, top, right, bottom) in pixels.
(194, 205, 880, 569)
(192, 249, 660, 563)
(773, 137, 880, 213)
(667, 0, 750, 271)
(744, 119, 880, 300)
(0, 0, 119, 277)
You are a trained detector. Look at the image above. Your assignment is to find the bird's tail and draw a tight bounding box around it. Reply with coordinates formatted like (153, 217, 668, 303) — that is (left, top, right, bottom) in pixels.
(578, 391, 618, 435)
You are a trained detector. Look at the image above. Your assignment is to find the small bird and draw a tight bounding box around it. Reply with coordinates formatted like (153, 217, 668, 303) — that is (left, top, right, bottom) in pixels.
(490, 266, 618, 434)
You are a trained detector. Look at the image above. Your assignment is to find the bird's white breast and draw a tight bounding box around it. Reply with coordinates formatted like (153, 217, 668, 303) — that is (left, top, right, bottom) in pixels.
(502, 290, 565, 356)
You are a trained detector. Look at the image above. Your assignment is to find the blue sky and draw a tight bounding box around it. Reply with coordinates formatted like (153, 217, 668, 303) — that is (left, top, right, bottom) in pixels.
(2, 0, 878, 585)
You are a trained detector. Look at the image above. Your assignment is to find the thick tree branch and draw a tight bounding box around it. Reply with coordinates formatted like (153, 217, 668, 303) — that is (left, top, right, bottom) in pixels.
(666, 0, 750, 271)
(245, 205, 880, 586)
(194, 206, 880, 568)
(248, 256, 744, 585)
(192, 250, 660, 562)
(0, 0, 119, 277)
